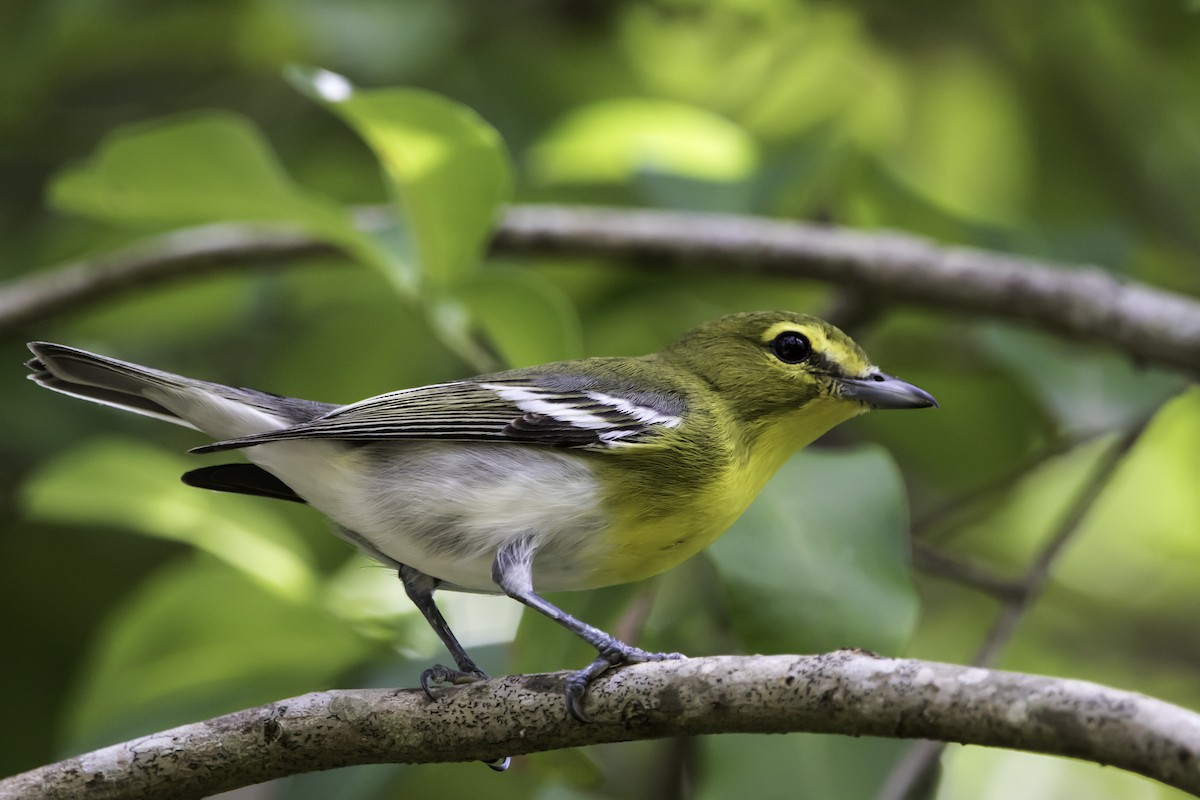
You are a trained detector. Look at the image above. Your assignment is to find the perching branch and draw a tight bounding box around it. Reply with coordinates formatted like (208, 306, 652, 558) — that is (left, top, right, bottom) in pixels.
(2, 652, 1198, 800)
(2, 206, 1199, 374)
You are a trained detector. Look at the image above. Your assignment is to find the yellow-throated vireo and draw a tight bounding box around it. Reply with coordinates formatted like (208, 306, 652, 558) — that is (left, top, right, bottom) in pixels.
(27, 311, 935, 731)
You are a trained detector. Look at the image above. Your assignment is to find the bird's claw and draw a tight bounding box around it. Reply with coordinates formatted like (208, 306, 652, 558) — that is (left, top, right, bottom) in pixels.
(619, 647, 686, 663)
(565, 645, 688, 722)
(420, 664, 490, 700)
(420, 665, 509, 771)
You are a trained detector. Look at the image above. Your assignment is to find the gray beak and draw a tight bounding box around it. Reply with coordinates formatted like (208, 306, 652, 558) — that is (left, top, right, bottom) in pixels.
(839, 372, 938, 410)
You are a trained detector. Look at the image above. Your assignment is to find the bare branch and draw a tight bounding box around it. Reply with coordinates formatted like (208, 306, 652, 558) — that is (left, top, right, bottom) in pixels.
(1, 653, 1197, 800)
(0, 223, 334, 333)
(2, 206, 1199, 375)
(495, 206, 1200, 374)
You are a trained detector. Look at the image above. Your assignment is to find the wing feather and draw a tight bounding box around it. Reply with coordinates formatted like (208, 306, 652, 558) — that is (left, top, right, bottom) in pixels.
(191, 377, 685, 454)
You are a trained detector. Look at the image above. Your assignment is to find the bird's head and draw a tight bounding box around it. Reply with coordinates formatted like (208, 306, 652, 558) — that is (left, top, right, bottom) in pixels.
(665, 311, 936, 440)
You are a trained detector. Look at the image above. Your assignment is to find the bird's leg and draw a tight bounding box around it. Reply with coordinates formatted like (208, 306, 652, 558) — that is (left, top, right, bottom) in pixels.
(398, 565, 510, 772)
(492, 537, 685, 723)
(398, 566, 489, 690)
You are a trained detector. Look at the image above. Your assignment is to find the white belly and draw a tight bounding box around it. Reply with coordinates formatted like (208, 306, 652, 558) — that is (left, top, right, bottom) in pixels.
(243, 439, 610, 593)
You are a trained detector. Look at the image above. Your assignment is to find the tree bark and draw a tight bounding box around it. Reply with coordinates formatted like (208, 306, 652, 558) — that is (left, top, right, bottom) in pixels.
(2, 652, 1198, 800)
(1, 205, 1198, 374)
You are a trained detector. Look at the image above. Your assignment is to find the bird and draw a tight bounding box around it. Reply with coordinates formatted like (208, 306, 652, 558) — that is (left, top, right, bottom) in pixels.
(26, 311, 936, 732)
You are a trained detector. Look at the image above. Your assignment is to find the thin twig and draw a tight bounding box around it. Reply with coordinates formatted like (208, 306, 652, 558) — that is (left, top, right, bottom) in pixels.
(912, 433, 1091, 543)
(909, 542, 1025, 603)
(878, 418, 1153, 800)
(906, 431, 1116, 600)
(972, 419, 1149, 667)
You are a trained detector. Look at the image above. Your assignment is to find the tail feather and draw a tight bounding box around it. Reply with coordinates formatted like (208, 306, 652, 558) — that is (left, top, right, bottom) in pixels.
(182, 464, 306, 503)
(27, 342, 197, 429)
(27, 343, 342, 508)
(26, 342, 339, 436)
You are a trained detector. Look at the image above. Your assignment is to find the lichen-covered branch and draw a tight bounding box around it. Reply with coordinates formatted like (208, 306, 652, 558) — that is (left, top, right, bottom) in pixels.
(2, 206, 1199, 374)
(2, 652, 1198, 800)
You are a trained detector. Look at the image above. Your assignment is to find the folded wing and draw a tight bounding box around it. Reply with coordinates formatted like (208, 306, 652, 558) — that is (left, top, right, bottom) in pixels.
(192, 376, 685, 454)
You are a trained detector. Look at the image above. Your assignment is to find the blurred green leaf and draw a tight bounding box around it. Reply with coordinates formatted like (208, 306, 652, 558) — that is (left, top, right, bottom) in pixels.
(275, 764, 408, 800)
(64, 557, 376, 753)
(373, 759, 555, 800)
(455, 266, 584, 367)
(942, 390, 1200, 614)
(1056, 389, 1200, 612)
(937, 745, 1190, 800)
(711, 445, 919, 654)
(632, 171, 754, 213)
(44, 110, 399, 287)
(853, 311, 1047, 494)
(696, 734, 909, 800)
(530, 98, 758, 185)
(291, 66, 514, 288)
(49, 111, 355, 240)
(843, 154, 992, 246)
(978, 325, 1184, 436)
(323, 553, 522, 652)
(22, 439, 317, 601)
(900, 52, 1031, 225)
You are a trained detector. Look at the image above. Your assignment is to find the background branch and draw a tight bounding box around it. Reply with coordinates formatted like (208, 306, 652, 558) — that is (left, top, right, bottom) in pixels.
(879, 416, 1153, 799)
(2, 652, 1198, 800)
(2, 206, 1199, 375)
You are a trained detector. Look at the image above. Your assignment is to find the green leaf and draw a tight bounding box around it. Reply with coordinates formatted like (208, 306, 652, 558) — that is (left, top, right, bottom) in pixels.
(49, 111, 357, 242)
(291, 66, 514, 288)
(902, 53, 1031, 225)
(21, 439, 317, 601)
(978, 324, 1184, 437)
(530, 98, 758, 184)
(695, 734, 909, 800)
(454, 266, 584, 367)
(710, 445, 918, 655)
(63, 558, 376, 753)
(938, 744, 1185, 800)
(951, 390, 1200, 620)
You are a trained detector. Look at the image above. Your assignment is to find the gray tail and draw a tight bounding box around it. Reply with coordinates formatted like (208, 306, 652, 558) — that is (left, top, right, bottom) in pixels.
(26, 342, 199, 429)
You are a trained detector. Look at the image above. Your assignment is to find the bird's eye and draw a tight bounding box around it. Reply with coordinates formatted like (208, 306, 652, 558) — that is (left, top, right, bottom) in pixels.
(770, 331, 811, 364)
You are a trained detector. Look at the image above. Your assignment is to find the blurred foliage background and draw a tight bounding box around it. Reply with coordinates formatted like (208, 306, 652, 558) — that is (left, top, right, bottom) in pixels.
(2, 1, 1199, 798)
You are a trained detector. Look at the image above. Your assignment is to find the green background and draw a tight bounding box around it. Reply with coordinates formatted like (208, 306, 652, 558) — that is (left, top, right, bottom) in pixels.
(2, 2, 1198, 798)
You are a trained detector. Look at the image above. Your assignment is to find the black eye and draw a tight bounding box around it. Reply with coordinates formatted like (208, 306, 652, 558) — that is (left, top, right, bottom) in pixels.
(770, 331, 811, 364)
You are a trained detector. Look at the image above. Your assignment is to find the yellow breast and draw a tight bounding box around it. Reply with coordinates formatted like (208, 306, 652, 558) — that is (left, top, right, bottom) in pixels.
(582, 396, 864, 589)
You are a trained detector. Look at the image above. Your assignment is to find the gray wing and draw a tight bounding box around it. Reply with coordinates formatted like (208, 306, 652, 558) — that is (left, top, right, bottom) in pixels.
(191, 377, 685, 454)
